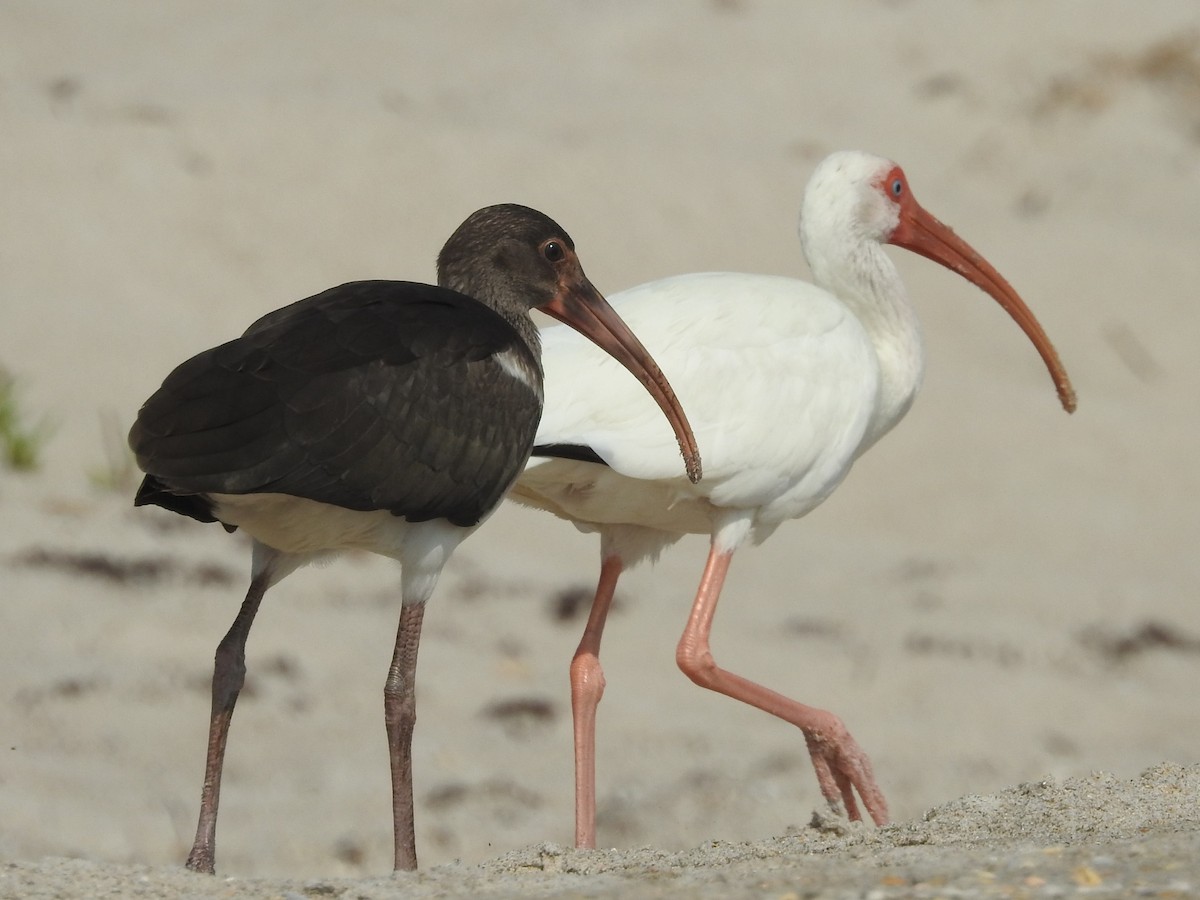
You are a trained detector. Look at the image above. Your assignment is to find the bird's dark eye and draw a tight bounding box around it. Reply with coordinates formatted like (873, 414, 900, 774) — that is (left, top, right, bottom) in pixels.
(542, 240, 566, 262)
(891, 178, 904, 197)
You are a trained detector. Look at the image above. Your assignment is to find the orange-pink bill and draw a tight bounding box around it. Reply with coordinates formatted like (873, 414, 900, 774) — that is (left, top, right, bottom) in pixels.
(886, 166, 1077, 414)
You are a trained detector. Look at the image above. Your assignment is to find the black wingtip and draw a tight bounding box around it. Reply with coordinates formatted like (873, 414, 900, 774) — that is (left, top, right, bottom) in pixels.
(530, 443, 609, 467)
(134, 474, 231, 529)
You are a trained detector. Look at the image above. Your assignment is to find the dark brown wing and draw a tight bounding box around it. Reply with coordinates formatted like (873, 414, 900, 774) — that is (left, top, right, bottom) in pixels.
(129, 280, 543, 527)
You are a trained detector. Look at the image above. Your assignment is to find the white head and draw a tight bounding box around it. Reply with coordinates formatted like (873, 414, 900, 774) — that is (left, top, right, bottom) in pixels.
(800, 151, 902, 254)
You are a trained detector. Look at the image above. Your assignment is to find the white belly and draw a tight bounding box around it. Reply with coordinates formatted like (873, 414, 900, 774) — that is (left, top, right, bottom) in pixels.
(211, 492, 419, 560)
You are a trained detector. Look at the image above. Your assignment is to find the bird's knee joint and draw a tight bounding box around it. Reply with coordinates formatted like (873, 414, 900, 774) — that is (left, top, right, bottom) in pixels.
(676, 643, 718, 687)
(570, 653, 605, 692)
(383, 678, 416, 724)
(211, 648, 247, 701)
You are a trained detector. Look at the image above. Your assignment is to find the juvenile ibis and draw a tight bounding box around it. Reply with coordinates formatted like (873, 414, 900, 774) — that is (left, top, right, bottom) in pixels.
(128, 204, 701, 873)
(511, 152, 1076, 848)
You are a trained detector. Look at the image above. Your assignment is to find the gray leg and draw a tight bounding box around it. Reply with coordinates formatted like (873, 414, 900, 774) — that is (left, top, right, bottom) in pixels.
(384, 601, 426, 871)
(186, 569, 271, 874)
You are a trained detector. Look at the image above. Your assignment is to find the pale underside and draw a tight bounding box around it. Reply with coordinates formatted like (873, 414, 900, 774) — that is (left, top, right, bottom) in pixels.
(210, 491, 475, 601)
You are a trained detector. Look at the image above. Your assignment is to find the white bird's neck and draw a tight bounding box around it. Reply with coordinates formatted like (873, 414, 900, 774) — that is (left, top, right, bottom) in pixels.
(806, 235, 925, 451)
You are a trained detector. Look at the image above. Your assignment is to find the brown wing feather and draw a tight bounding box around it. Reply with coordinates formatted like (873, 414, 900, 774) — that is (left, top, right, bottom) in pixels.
(129, 280, 543, 527)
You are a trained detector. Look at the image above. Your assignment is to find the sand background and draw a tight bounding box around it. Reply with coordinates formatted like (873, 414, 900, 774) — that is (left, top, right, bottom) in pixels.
(2, 1, 1199, 896)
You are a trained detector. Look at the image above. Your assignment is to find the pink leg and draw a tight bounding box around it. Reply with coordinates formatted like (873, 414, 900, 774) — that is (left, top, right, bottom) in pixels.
(186, 570, 271, 874)
(384, 602, 426, 871)
(569, 554, 622, 849)
(675, 543, 889, 826)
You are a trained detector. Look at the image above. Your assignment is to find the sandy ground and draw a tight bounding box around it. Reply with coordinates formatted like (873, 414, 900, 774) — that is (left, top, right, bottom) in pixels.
(2, 1, 1199, 896)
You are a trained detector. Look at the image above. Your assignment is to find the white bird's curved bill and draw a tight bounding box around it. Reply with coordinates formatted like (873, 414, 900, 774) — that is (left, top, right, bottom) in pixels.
(893, 199, 1077, 414)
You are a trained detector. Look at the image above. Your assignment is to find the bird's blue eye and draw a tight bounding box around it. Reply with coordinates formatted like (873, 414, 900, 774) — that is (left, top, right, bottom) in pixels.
(891, 178, 903, 197)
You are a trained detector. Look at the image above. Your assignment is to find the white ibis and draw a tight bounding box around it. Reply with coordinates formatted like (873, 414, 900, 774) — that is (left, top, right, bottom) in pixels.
(128, 204, 701, 873)
(511, 152, 1076, 849)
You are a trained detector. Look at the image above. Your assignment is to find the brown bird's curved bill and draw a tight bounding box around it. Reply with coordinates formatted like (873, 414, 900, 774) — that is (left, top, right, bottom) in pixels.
(541, 277, 703, 483)
(893, 202, 1078, 414)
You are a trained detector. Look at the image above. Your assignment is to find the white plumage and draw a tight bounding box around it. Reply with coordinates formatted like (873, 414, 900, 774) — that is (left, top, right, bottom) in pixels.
(510, 150, 1075, 848)
(521, 270, 883, 551)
